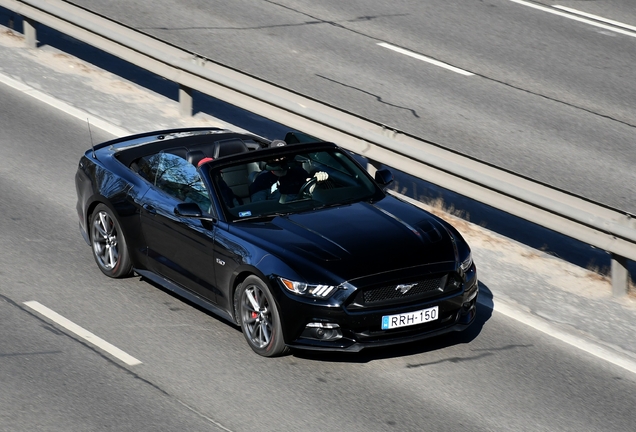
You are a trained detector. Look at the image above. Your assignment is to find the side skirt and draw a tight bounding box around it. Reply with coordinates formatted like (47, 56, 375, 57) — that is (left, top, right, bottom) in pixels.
(134, 269, 236, 325)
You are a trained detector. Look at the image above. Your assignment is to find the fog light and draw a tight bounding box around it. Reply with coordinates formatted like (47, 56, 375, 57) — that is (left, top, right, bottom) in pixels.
(302, 323, 342, 341)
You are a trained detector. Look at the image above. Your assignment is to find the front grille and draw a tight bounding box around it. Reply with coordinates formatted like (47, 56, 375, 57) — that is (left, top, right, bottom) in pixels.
(362, 276, 446, 305)
(363, 278, 443, 303)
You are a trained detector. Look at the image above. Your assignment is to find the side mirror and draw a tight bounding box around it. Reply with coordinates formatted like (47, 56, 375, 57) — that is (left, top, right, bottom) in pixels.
(375, 169, 394, 187)
(174, 202, 203, 218)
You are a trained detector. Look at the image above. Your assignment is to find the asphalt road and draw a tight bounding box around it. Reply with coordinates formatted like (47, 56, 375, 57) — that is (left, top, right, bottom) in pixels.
(57, 0, 636, 214)
(1, 83, 636, 431)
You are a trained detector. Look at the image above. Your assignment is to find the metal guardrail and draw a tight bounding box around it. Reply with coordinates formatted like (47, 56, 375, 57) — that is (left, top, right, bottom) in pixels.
(2, 0, 634, 294)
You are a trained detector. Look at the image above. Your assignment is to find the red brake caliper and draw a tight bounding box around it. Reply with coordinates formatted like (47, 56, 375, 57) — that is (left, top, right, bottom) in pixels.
(251, 311, 258, 319)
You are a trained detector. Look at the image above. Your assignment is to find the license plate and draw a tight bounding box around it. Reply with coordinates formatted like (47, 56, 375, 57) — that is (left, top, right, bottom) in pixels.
(381, 306, 439, 330)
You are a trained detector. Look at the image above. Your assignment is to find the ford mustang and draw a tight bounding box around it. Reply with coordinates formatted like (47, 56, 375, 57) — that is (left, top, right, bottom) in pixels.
(75, 127, 478, 357)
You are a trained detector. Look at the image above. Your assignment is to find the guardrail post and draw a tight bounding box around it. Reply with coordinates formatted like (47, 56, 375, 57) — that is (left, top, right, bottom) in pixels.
(611, 253, 628, 297)
(179, 84, 193, 117)
(23, 17, 37, 49)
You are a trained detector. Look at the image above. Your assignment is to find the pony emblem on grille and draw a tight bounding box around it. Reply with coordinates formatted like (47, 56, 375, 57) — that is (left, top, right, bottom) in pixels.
(395, 283, 417, 294)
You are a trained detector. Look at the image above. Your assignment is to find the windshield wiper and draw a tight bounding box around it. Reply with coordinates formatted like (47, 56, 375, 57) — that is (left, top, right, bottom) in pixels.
(233, 212, 293, 222)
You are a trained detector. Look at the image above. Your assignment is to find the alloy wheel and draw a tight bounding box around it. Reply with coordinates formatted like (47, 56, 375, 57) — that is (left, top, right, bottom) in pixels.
(241, 284, 274, 349)
(92, 210, 120, 270)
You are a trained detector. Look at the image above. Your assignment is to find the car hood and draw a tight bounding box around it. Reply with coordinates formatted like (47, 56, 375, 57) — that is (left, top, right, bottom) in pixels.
(232, 196, 458, 281)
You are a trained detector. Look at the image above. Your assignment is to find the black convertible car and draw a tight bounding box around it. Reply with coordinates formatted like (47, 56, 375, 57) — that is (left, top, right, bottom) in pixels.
(75, 128, 478, 357)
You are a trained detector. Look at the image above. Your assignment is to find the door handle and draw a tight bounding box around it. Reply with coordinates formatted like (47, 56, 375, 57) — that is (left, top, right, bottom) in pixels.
(142, 204, 157, 215)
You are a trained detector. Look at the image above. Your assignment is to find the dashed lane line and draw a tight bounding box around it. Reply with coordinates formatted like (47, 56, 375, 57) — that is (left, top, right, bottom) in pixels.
(377, 42, 474, 76)
(24, 301, 142, 366)
(511, 0, 636, 38)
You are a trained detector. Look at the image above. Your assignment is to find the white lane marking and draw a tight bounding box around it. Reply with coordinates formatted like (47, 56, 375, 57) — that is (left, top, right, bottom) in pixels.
(377, 42, 474, 76)
(479, 296, 636, 375)
(24, 301, 142, 366)
(553, 5, 636, 32)
(510, 0, 636, 38)
(0, 73, 131, 137)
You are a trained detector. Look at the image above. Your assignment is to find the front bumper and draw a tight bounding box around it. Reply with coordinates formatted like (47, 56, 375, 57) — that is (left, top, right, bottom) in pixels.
(278, 267, 479, 352)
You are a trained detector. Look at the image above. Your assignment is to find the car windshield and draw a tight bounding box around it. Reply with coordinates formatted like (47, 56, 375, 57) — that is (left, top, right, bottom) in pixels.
(209, 148, 383, 221)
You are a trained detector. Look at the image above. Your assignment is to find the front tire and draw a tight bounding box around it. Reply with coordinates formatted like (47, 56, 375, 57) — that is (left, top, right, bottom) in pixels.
(90, 204, 133, 278)
(234, 275, 289, 357)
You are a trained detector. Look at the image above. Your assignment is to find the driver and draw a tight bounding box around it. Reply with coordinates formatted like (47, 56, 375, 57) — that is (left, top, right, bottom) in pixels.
(250, 156, 328, 202)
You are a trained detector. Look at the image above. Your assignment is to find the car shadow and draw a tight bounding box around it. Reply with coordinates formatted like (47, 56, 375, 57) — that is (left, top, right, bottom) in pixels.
(292, 281, 493, 363)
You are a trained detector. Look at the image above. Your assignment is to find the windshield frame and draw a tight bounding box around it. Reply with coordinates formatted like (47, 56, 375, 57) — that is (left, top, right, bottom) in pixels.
(203, 143, 386, 223)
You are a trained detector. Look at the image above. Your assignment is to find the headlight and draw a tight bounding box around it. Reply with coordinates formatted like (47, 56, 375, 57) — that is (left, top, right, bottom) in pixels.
(279, 277, 338, 298)
(460, 253, 473, 273)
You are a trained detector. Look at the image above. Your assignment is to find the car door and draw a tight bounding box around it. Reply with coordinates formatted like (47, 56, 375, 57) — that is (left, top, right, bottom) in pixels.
(138, 151, 220, 302)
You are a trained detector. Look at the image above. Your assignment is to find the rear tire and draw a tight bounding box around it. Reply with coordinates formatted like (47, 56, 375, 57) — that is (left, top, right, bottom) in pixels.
(90, 204, 133, 278)
(234, 276, 289, 357)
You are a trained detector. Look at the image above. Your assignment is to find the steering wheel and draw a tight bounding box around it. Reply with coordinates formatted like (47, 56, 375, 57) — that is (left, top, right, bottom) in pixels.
(298, 177, 318, 198)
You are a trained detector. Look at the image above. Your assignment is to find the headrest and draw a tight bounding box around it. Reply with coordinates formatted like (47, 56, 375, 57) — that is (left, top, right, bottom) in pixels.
(186, 150, 206, 166)
(212, 139, 249, 158)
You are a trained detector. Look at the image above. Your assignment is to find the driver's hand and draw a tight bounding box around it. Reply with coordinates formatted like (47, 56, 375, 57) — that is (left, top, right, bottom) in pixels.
(313, 171, 329, 182)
